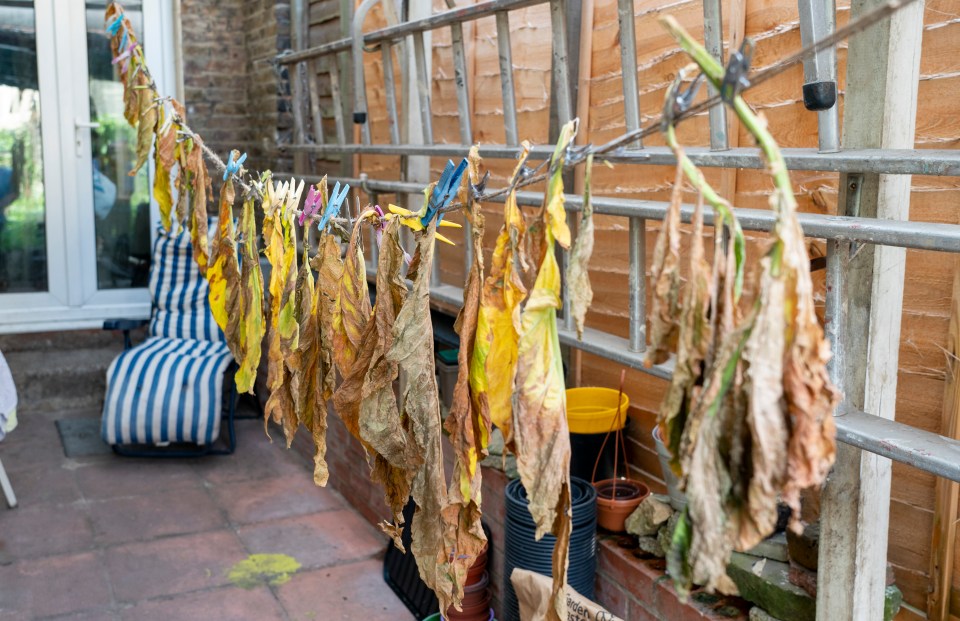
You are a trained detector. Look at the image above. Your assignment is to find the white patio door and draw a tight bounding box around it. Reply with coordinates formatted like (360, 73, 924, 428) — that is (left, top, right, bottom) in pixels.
(0, 0, 176, 333)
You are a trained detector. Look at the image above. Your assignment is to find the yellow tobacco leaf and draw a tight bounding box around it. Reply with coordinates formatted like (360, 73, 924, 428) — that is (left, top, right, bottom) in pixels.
(129, 86, 157, 176)
(332, 215, 372, 378)
(512, 121, 577, 621)
(235, 195, 264, 395)
(206, 177, 241, 353)
(470, 142, 531, 449)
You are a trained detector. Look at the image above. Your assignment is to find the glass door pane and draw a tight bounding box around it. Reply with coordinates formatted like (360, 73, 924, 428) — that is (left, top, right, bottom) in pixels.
(0, 1, 47, 293)
(85, 2, 151, 290)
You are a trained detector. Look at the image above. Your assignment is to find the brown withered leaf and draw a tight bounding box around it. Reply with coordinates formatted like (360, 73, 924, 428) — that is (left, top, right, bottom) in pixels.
(446, 146, 489, 502)
(740, 253, 788, 550)
(306, 233, 343, 486)
(332, 215, 414, 542)
(680, 313, 754, 596)
(288, 243, 320, 432)
(565, 154, 595, 340)
(775, 193, 839, 526)
(442, 146, 489, 602)
(183, 139, 211, 274)
(660, 193, 713, 475)
(130, 87, 158, 176)
(386, 223, 463, 615)
(645, 163, 685, 367)
(333, 215, 372, 379)
(357, 219, 418, 524)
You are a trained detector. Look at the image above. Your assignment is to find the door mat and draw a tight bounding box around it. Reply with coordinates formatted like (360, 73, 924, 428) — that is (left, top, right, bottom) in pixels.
(55, 418, 111, 458)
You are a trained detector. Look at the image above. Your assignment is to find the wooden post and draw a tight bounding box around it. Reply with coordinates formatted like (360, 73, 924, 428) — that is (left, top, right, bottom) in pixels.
(816, 0, 925, 619)
(291, 0, 310, 176)
(929, 260, 960, 621)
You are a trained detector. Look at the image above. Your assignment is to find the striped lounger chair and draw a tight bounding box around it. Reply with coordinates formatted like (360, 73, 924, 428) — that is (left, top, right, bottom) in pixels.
(101, 225, 238, 456)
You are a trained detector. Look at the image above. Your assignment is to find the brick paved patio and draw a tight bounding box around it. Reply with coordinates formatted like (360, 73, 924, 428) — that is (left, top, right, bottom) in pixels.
(0, 402, 413, 621)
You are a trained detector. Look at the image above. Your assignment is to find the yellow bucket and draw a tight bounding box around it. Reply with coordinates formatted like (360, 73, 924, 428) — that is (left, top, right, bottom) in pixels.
(565, 387, 629, 434)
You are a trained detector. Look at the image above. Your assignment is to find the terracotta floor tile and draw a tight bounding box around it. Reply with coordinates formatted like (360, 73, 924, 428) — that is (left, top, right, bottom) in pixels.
(0, 464, 82, 506)
(191, 422, 310, 485)
(0, 501, 94, 559)
(74, 458, 201, 501)
(118, 585, 285, 621)
(87, 486, 225, 545)
(275, 559, 415, 621)
(0, 551, 111, 619)
(0, 417, 64, 474)
(106, 530, 247, 603)
(235, 509, 385, 570)
(210, 474, 343, 525)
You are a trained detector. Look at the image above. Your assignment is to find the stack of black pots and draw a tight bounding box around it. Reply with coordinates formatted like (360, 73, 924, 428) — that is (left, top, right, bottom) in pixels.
(502, 476, 598, 621)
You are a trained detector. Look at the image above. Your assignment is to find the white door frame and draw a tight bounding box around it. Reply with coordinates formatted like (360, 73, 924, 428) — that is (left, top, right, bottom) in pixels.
(0, 0, 175, 333)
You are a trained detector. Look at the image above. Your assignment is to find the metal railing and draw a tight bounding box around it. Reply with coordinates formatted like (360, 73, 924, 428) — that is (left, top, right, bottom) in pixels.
(275, 0, 960, 488)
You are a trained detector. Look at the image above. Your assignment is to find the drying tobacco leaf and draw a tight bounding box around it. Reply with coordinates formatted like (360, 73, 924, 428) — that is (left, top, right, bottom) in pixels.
(645, 164, 684, 367)
(357, 218, 418, 528)
(307, 232, 344, 486)
(739, 249, 788, 549)
(263, 181, 300, 441)
(442, 146, 489, 602)
(288, 241, 320, 431)
(512, 121, 576, 621)
(153, 110, 174, 231)
(445, 146, 489, 501)
(130, 86, 158, 177)
(767, 189, 839, 526)
(189, 147, 211, 275)
(206, 171, 242, 353)
(235, 194, 264, 395)
(658, 190, 714, 475)
(470, 142, 531, 449)
(332, 214, 415, 543)
(565, 153, 595, 340)
(386, 223, 465, 615)
(333, 214, 372, 379)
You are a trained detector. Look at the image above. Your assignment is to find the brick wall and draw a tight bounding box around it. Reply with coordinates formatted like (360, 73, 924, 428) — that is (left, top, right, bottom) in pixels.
(299, 408, 751, 621)
(180, 0, 293, 178)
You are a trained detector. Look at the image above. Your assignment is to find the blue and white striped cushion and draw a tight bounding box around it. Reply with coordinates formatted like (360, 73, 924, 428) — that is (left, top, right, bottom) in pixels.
(148, 225, 225, 343)
(101, 337, 234, 445)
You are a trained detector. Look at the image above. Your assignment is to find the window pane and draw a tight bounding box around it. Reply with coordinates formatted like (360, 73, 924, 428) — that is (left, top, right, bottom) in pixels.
(0, 2, 47, 293)
(86, 2, 150, 290)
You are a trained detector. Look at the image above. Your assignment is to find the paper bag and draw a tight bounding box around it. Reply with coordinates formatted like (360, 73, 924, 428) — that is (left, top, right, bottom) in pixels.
(510, 568, 623, 621)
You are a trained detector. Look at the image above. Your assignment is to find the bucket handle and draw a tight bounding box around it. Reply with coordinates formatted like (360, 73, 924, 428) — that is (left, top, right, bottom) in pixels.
(590, 369, 632, 496)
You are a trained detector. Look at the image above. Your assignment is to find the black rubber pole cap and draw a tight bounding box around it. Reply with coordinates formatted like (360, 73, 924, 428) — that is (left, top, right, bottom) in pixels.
(802, 81, 837, 111)
(353, 112, 367, 124)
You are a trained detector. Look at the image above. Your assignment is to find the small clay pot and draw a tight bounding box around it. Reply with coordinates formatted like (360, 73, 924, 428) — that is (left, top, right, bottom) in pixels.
(463, 571, 489, 594)
(594, 478, 650, 533)
(444, 594, 491, 620)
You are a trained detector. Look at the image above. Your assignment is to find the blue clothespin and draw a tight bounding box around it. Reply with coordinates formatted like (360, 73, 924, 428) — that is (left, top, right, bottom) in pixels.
(120, 28, 129, 51)
(317, 182, 350, 231)
(223, 151, 247, 181)
(106, 14, 124, 37)
(421, 158, 468, 227)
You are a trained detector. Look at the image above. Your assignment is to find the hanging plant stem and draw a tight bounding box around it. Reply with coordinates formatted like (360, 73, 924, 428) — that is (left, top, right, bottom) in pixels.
(664, 122, 746, 299)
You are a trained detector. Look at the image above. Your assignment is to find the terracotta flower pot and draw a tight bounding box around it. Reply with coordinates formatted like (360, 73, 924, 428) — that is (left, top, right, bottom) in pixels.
(444, 593, 491, 620)
(594, 477, 649, 533)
